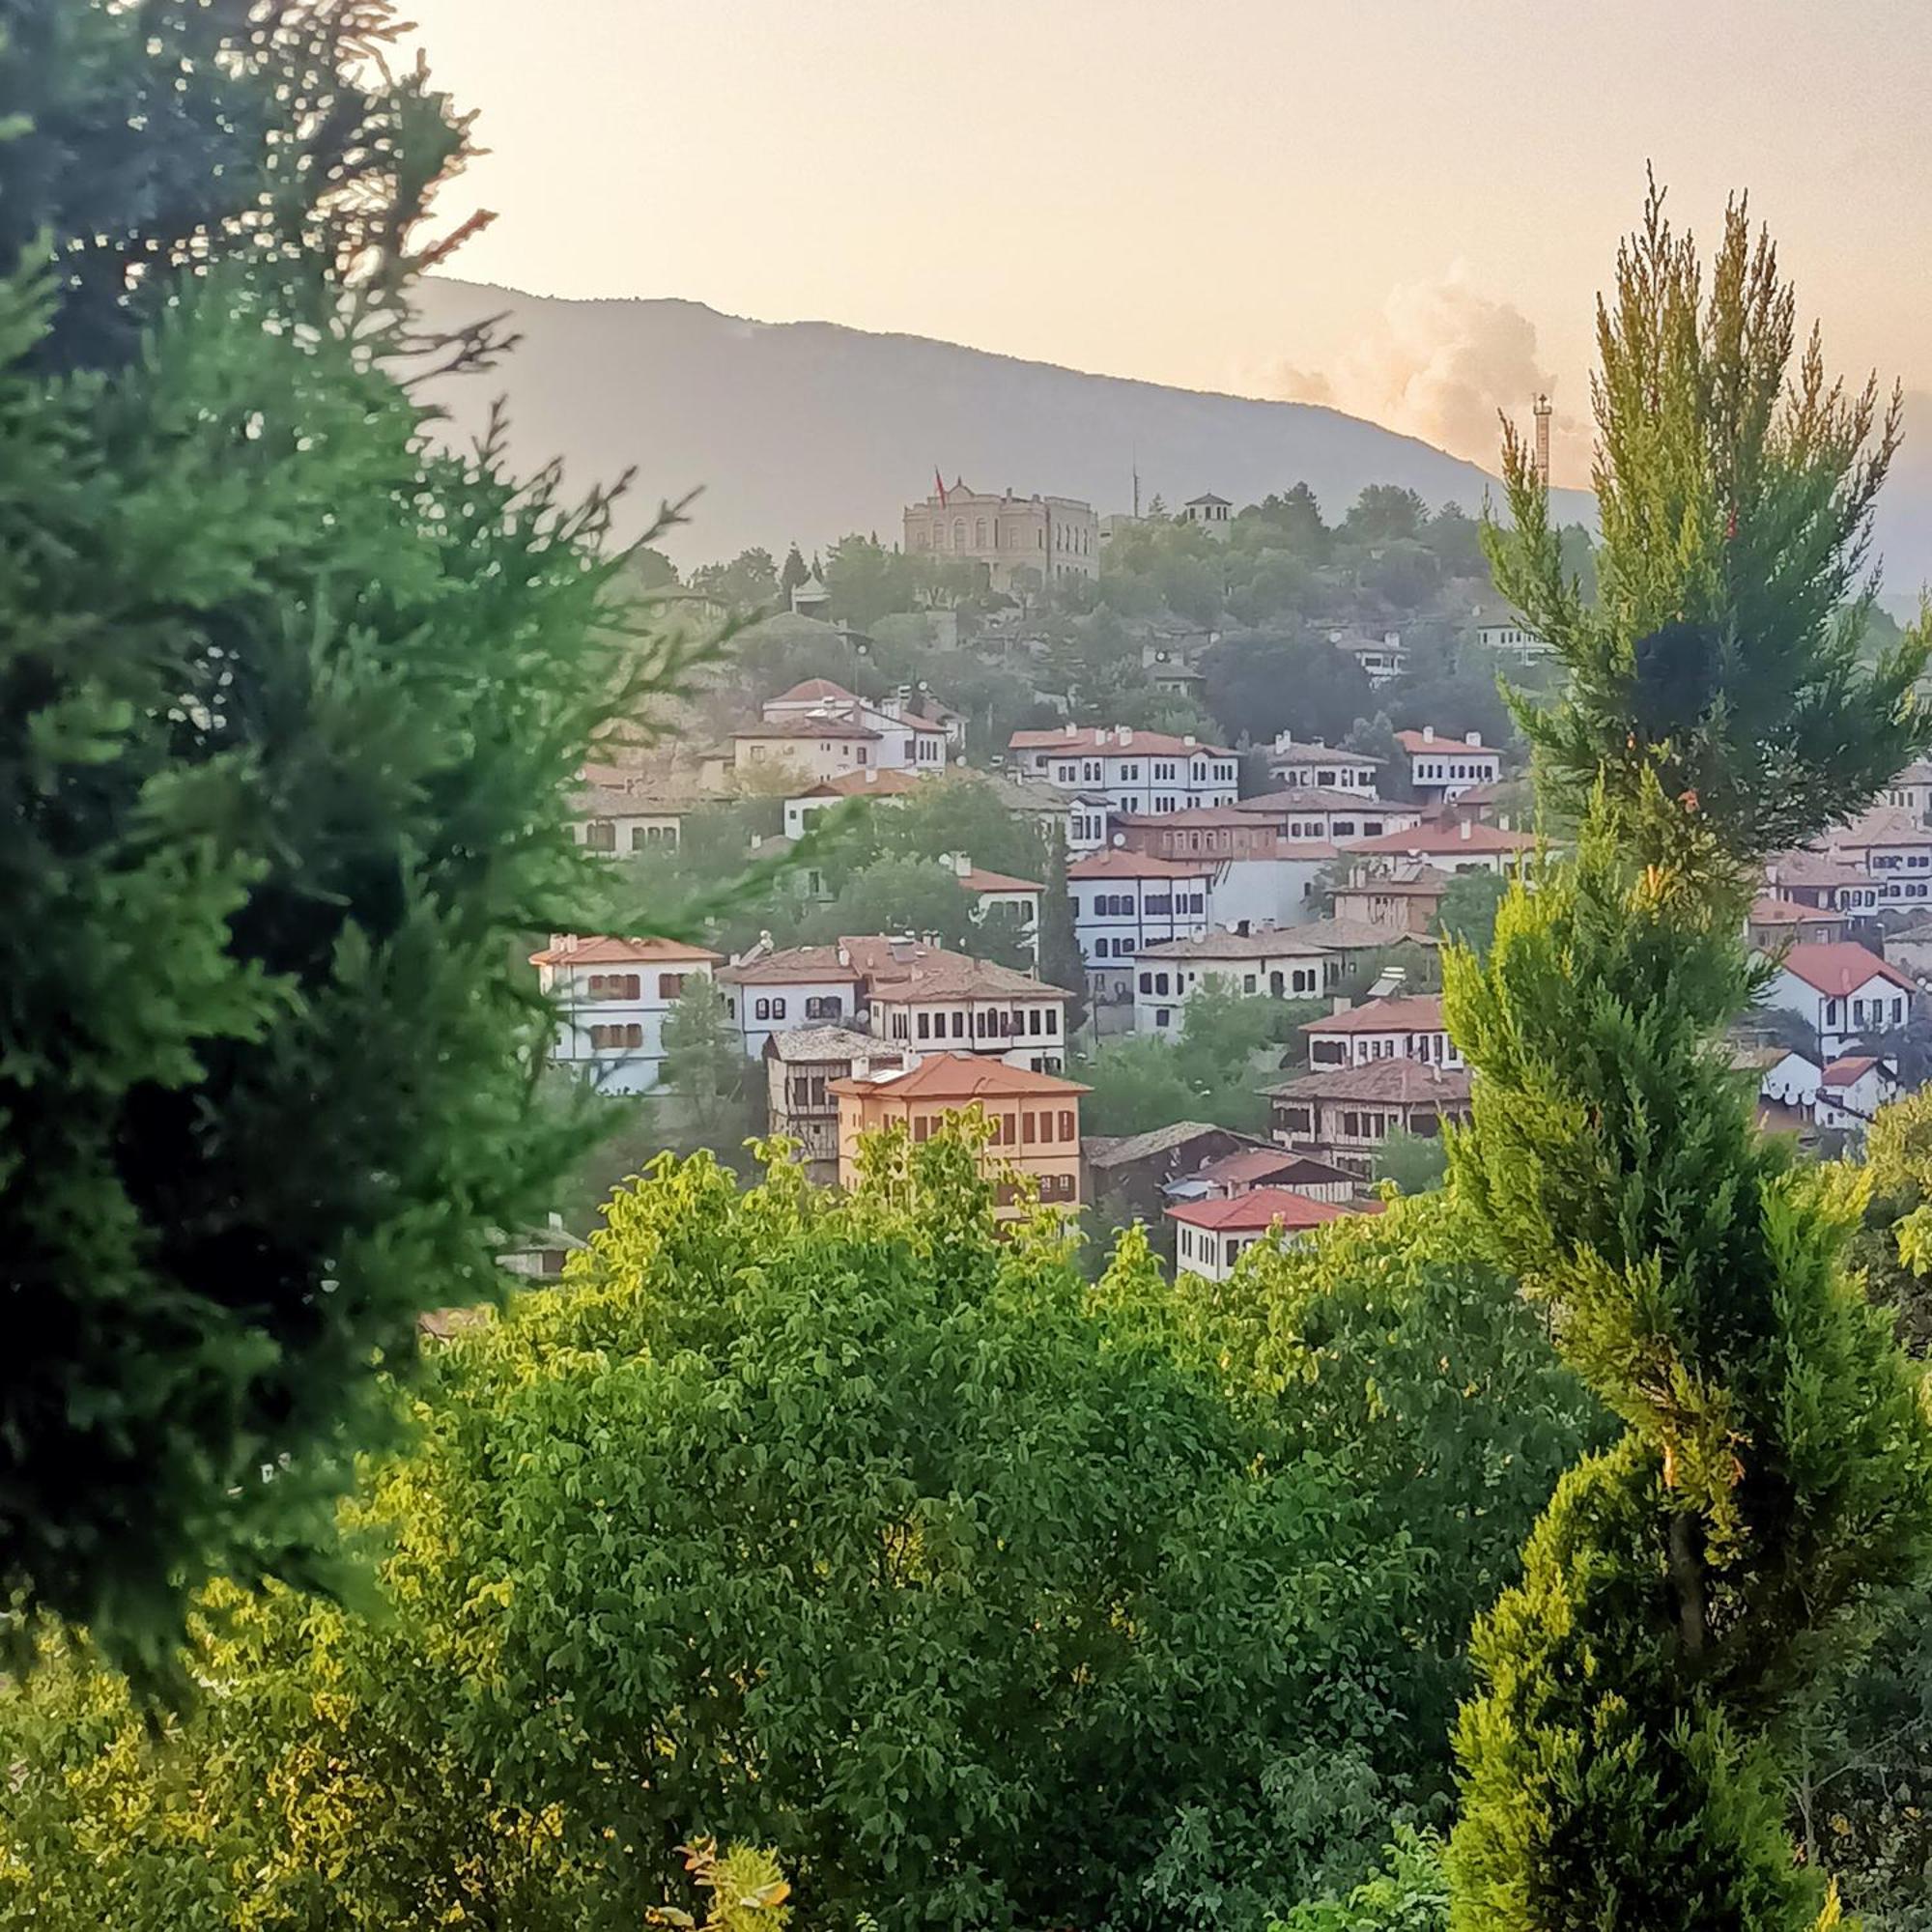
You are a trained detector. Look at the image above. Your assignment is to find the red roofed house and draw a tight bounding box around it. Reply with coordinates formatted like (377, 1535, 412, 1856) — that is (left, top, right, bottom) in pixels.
(830, 1053, 1089, 1220)
(1264, 1059, 1474, 1175)
(783, 766, 927, 839)
(1008, 723, 1239, 814)
(1167, 1188, 1368, 1281)
(1343, 817, 1538, 877)
(1068, 848, 1217, 1006)
(1814, 1055, 1899, 1138)
(942, 854, 1044, 953)
(1266, 736, 1383, 795)
(1396, 726, 1503, 804)
(532, 934, 724, 1093)
(760, 682, 952, 774)
(1746, 895, 1847, 949)
(1758, 942, 1914, 1059)
(1303, 993, 1461, 1070)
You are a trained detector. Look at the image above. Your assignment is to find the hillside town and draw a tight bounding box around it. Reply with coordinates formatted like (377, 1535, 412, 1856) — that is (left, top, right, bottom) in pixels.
(538, 474, 1932, 1262)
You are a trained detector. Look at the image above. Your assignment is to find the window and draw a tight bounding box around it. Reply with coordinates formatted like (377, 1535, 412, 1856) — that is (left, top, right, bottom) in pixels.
(917, 1011, 930, 1039)
(1023, 1111, 1038, 1145)
(1282, 1104, 1313, 1134)
(913, 1114, 932, 1143)
(805, 995, 841, 1020)
(754, 997, 771, 1021)
(582, 819, 615, 851)
(1045, 1009, 1059, 1035)
(1057, 1109, 1075, 1142)
(1895, 998, 1907, 1024)
(1028, 1009, 1042, 1035)
(1243, 974, 1257, 994)
(589, 1022, 643, 1050)
(1154, 1007, 1172, 1028)
(657, 973, 685, 1000)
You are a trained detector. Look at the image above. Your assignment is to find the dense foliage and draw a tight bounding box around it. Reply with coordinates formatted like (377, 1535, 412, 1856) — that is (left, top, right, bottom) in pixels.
(1443, 184, 1932, 1929)
(0, 1138, 1601, 1931)
(0, 0, 686, 1667)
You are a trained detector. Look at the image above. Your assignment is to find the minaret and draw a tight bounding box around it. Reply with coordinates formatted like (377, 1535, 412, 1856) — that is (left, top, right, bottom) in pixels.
(1532, 393, 1552, 491)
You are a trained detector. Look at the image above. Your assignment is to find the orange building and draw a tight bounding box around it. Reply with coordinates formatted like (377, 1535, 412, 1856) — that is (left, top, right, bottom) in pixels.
(829, 1053, 1089, 1219)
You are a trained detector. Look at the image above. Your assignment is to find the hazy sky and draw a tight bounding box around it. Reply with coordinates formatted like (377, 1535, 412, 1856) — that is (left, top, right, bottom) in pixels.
(403, 0, 1932, 485)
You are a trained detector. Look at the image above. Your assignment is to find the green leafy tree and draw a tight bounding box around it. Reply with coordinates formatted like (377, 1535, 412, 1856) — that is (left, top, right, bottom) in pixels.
(972, 902, 1037, 973)
(1443, 184, 1932, 1930)
(0, 1155, 1601, 1932)
(1076, 1037, 1206, 1138)
(0, 0, 694, 1670)
(1275, 1831, 1448, 1932)
(778, 542, 810, 601)
(1342, 485, 1430, 547)
(691, 547, 781, 611)
(803, 857, 977, 951)
(1037, 831, 1090, 1033)
(1372, 1130, 1449, 1194)
(875, 773, 1046, 880)
(661, 980, 749, 1139)
(1203, 634, 1376, 748)
(1429, 871, 1508, 958)
(1250, 483, 1332, 561)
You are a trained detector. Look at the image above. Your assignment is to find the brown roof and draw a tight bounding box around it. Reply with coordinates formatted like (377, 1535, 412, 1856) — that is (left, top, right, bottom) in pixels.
(796, 769, 927, 800)
(1344, 823, 1536, 857)
(1831, 805, 1932, 849)
(830, 1053, 1089, 1102)
(768, 677, 860, 705)
(957, 867, 1041, 894)
(530, 935, 721, 966)
(1396, 729, 1500, 755)
(1068, 849, 1217, 879)
(717, 945, 861, 986)
(1748, 895, 1837, 925)
(1009, 725, 1235, 757)
(1270, 740, 1384, 767)
(1192, 1147, 1320, 1189)
(1236, 787, 1406, 814)
(1770, 942, 1914, 998)
(1294, 916, 1440, 952)
(1335, 867, 1455, 899)
(1302, 995, 1447, 1036)
(1765, 852, 1870, 889)
(1138, 928, 1336, 961)
(1821, 1055, 1885, 1086)
(732, 716, 881, 741)
(1167, 1187, 1358, 1232)
(869, 951, 1071, 1002)
(1267, 1060, 1473, 1105)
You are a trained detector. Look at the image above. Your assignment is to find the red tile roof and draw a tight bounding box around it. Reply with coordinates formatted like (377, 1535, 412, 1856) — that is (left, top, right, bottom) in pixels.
(796, 768, 926, 799)
(1009, 725, 1235, 757)
(1821, 1055, 1884, 1086)
(717, 945, 861, 986)
(1068, 849, 1217, 879)
(1165, 1187, 1354, 1232)
(1268, 1060, 1473, 1105)
(958, 867, 1042, 894)
(1748, 895, 1837, 925)
(768, 677, 859, 705)
(1344, 823, 1536, 857)
(530, 935, 721, 966)
(1396, 729, 1500, 756)
(1771, 943, 1914, 999)
(1302, 995, 1447, 1036)
(829, 1053, 1089, 1102)
(732, 716, 882, 741)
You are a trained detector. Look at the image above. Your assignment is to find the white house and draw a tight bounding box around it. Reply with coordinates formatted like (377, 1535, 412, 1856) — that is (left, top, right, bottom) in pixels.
(1008, 724, 1239, 815)
(1819, 805, 1932, 909)
(569, 781, 691, 857)
(1333, 630, 1407, 685)
(1343, 817, 1538, 877)
(761, 679, 951, 774)
(1233, 790, 1425, 842)
(976, 771, 1113, 856)
(1756, 942, 1914, 1058)
(1815, 1055, 1898, 1137)
(945, 857, 1044, 953)
(1067, 849, 1216, 1006)
(1396, 727, 1503, 804)
(1884, 761, 1932, 824)
(717, 944, 867, 1060)
(1133, 930, 1342, 1034)
(1266, 738, 1383, 794)
(1168, 1188, 1357, 1281)
(1476, 620, 1553, 664)
(1302, 993, 1461, 1069)
(859, 946, 1074, 1074)
(1752, 1046, 1822, 1112)
(533, 934, 722, 1094)
(782, 766, 926, 839)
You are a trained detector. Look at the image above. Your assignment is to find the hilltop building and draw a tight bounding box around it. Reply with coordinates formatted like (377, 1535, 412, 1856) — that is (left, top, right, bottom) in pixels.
(904, 480, 1098, 590)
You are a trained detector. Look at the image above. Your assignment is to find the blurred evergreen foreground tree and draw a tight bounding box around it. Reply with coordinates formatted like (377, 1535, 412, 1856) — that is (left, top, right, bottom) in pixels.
(1443, 181, 1932, 1930)
(0, 1, 692, 1672)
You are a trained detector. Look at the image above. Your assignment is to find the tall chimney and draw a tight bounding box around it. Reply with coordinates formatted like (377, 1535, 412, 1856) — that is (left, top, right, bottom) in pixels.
(1532, 393, 1552, 491)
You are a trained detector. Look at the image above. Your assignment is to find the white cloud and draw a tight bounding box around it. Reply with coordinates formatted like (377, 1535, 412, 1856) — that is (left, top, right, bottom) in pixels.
(1264, 268, 1587, 483)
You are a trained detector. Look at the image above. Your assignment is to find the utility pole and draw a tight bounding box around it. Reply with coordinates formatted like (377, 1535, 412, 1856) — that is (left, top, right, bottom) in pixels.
(1532, 393, 1552, 492)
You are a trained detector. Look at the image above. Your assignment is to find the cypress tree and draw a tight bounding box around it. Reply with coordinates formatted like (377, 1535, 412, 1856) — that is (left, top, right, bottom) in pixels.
(0, 1, 692, 1671)
(1443, 183, 1932, 1928)
(1037, 828, 1089, 1034)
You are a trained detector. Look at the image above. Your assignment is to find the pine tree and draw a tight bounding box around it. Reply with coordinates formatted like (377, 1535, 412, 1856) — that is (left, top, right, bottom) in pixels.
(779, 542, 810, 600)
(1037, 830, 1089, 1034)
(1443, 182, 1932, 1929)
(0, 1, 696, 1672)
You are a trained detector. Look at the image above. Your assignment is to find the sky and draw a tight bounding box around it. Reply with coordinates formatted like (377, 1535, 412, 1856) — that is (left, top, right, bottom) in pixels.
(401, 0, 1932, 488)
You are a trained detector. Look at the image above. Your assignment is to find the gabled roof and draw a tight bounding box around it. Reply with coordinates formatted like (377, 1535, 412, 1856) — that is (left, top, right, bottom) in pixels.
(1267, 1060, 1473, 1104)
(1293, 916, 1438, 953)
(1396, 729, 1500, 756)
(1236, 787, 1408, 814)
(768, 677, 859, 705)
(1269, 740, 1384, 767)
(718, 945, 861, 986)
(1830, 804, 1932, 849)
(1068, 849, 1217, 880)
(1086, 1121, 1243, 1169)
(1302, 995, 1447, 1036)
(869, 951, 1072, 1002)
(732, 715, 881, 741)
(763, 1025, 900, 1064)
(1764, 852, 1871, 889)
(1008, 725, 1235, 757)
(530, 935, 721, 967)
(1166, 1187, 1353, 1232)
(1335, 865, 1456, 898)
(1138, 929, 1334, 961)
(957, 866, 1042, 895)
(795, 769, 927, 800)
(1343, 823, 1537, 857)
(1748, 895, 1839, 926)
(1770, 943, 1914, 999)
(1185, 492, 1232, 507)
(1191, 1147, 1332, 1190)
(829, 1053, 1090, 1102)
(1821, 1055, 1887, 1087)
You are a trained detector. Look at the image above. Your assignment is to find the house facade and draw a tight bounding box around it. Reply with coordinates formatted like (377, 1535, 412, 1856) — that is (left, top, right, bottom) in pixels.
(1266, 737, 1382, 794)
(1396, 726, 1503, 804)
(1168, 1188, 1356, 1281)
(831, 1054, 1089, 1219)
(717, 945, 866, 1059)
(731, 717, 883, 783)
(1756, 942, 1914, 1058)
(1302, 993, 1461, 1069)
(1884, 760, 1932, 823)
(1265, 1060, 1473, 1175)
(1343, 817, 1537, 877)
(1331, 863, 1454, 934)
(1814, 1055, 1898, 1137)
(858, 947, 1073, 1074)
(783, 766, 925, 839)
(1132, 931, 1341, 1034)
(1067, 850, 1217, 1004)
(1008, 724, 1239, 814)
(763, 1026, 905, 1185)
(760, 679, 951, 775)
(533, 934, 722, 1094)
